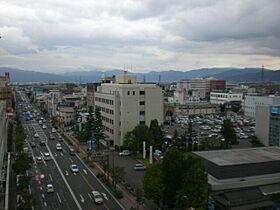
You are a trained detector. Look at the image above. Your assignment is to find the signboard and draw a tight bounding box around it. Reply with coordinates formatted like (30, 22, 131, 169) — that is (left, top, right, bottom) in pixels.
(270, 107, 280, 115)
(87, 138, 95, 151)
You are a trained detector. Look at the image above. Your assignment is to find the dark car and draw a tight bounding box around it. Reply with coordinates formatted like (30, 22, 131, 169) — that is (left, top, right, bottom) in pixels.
(40, 140, 46, 146)
(30, 141, 36, 148)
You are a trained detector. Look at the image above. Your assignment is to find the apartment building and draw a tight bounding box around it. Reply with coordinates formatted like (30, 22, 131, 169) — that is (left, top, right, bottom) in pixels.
(244, 95, 280, 118)
(95, 74, 163, 146)
(210, 91, 243, 105)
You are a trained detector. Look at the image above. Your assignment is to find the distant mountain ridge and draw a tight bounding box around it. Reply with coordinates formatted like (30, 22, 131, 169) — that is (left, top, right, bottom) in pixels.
(1, 67, 279, 83)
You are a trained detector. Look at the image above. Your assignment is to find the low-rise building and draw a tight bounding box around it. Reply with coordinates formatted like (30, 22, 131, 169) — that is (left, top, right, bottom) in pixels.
(244, 95, 280, 118)
(194, 147, 280, 209)
(57, 106, 75, 127)
(210, 91, 243, 105)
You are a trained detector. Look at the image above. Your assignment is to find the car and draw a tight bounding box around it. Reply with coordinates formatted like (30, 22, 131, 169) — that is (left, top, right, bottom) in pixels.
(56, 143, 62, 151)
(39, 120, 43, 125)
(40, 140, 46, 146)
(43, 119, 46, 123)
(134, 163, 146, 171)
(44, 152, 51, 160)
(91, 191, 103, 204)
(42, 124, 47, 129)
(36, 156, 43, 163)
(58, 135, 63, 142)
(51, 128, 56, 133)
(70, 164, 79, 173)
(46, 184, 54, 193)
(49, 134, 55, 140)
(69, 148, 75, 156)
(30, 141, 36, 148)
(34, 133, 39, 138)
(119, 150, 131, 156)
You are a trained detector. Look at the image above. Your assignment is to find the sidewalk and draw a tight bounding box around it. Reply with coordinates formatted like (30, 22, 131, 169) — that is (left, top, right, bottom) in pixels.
(60, 128, 142, 210)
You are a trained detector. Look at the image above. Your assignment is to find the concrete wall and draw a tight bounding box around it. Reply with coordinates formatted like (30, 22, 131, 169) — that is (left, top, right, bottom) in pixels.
(255, 106, 270, 146)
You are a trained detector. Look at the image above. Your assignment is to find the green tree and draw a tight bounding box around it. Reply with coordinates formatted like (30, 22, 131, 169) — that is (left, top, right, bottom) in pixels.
(93, 107, 104, 149)
(143, 162, 163, 207)
(149, 119, 164, 150)
(221, 119, 237, 148)
(187, 121, 193, 151)
(13, 153, 32, 174)
(110, 166, 125, 187)
(162, 149, 187, 208)
(175, 154, 208, 210)
(18, 175, 31, 193)
(250, 135, 264, 147)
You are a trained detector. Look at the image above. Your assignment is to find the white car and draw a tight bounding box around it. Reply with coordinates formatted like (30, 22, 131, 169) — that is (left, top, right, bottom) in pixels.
(42, 124, 47, 129)
(70, 164, 79, 173)
(56, 143, 62, 151)
(92, 191, 103, 204)
(34, 133, 39, 138)
(119, 150, 131, 156)
(39, 120, 43, 125)
(36, 156, 43, 163)
(44, 152, 51, 160)
(134, 163, 146, 171)
(46, 184, 54, 193)
(52, 128, 56, 133)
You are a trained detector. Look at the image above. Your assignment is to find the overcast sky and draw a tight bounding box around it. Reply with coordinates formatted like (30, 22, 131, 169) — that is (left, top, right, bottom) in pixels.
(0, 0, 280, 73)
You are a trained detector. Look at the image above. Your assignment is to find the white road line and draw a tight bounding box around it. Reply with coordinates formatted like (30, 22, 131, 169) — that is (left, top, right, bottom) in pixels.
(34, 165, 37, 169)
(83, 169, 87, 175)
(54, 153, 57, 157)
(40, 187, 42, 191)
(65, 170, 69, 176)
(80, 194, 85, 203)
(69, 157, 73, 163)
(38, 180, 41, 185)
(102, 193, 108, 201)
(61, 153, 63, 156)
(49, 174, 53, 182)
(42, 194, 45, 199)
(88, 193, 92, 199)
(44, 202, 47, 207)
(45, 144, 82, 210)
(56, 193, 62, 203)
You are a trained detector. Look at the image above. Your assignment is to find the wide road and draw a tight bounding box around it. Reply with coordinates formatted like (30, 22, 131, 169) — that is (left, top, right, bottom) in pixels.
(21, 93, 124, 210)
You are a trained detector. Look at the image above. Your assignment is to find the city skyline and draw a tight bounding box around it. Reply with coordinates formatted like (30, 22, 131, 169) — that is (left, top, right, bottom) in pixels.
(0, 0, 280, 73)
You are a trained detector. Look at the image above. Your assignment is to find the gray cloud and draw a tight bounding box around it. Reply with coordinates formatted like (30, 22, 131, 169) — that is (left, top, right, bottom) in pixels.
(0, 0, 279, 72)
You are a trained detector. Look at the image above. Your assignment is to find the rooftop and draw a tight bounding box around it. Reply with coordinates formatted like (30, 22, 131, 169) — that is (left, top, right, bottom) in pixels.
(193, 147, 280, 166)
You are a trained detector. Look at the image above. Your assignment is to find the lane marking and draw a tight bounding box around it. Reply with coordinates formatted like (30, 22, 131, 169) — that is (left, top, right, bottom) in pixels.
(61, 153, 63, 156)
(80, 194, 84, 203)
(38, 180, 41, 185)
(49, 174, 53, 182)
(69, 157, 73, 163)
(56, 192, 62, 203)
(54, 153, 57, 157)
(42, 194, 45, 199)
(102, 193, 108, 201)
(40, 187, 42, 191)
(88, 193, 92, 199)
(44, 202, 47, 207)
(65, 170, 69, 176)
(83, 169, 87, 175)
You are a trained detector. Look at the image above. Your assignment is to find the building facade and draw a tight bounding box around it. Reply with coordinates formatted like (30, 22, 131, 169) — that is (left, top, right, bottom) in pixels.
(210, 91, 243, 105)
(57, 106, 75, 127)
(95, 74, 163, 146)
(244, 95, 280, 118)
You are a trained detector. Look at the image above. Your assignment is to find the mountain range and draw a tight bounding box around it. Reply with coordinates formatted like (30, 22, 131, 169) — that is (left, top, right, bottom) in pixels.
(0, 67, 279, 83)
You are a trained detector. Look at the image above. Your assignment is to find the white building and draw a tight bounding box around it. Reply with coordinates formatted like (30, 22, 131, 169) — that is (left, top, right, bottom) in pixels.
(210, 91, 243, 105)
(244, 95, 280, 118)
(47, 90, 61, 117)
(95, 74, 163, 146)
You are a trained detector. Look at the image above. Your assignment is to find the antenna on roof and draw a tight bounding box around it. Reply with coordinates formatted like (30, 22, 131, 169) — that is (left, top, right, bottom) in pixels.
(143, 74, 146, 83)
(261, 64, 264, 82)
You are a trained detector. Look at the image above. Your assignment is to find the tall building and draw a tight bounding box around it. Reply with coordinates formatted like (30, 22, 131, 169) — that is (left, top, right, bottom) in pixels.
(0, 73, 12, 112)
(256, 106, 280, 146)
(86, 83, 99, 111)
(244, 95, 280, 118)
(95, 74, 163, 146)
(209, 80, 226, 92)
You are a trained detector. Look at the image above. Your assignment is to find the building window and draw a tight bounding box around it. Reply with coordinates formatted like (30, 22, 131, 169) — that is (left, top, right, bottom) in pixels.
(140, 91, 145, 95)
(140, 111, 145, 115)
(133, 91, 135, 95)
(140, 121, 145, 124)
(127, 91, 130, 95)
(140, 101, 145, 105)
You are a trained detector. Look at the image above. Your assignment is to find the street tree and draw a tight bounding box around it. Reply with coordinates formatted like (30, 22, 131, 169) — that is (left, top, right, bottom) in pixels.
(250, 135, 264, 147)
(149, 119, 164, 150)
(221, 119, 237, 148)
(110, 166, 125, 187)
(93, 107, 104, 149)
(143, 162, 163, 207)
(12, 153, 32, 174)
(135, 188, 145, 210)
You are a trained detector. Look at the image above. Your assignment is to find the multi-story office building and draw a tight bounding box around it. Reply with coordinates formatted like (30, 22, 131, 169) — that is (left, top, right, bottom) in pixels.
(210, 91, 243, 105)
(86, 83, 99, 111)
(95, 74, 163, 146)
(244, 95, 280, 118)
(0, 73, 12, 112)
(256, 106, 280, 146)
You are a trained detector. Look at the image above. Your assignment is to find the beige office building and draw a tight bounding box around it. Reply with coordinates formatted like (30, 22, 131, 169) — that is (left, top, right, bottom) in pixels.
(95, 75, 164, 146)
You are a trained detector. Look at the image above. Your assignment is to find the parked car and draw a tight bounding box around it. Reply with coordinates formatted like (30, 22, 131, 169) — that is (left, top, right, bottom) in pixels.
(46, 184, 54, 193)
(70, 164, 79, 173)
(134, 163, 146, 171)
(119, 150, 131, 156)
(92, 191, 103, 204)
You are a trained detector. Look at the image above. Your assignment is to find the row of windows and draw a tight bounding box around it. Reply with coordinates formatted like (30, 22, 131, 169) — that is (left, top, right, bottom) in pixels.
(127, 90, 145, 95)
(101, 116, 114, 125)
(104, 125, 114, 134)
(100, 107, 114, 115)
(95, 97, 114, 105)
